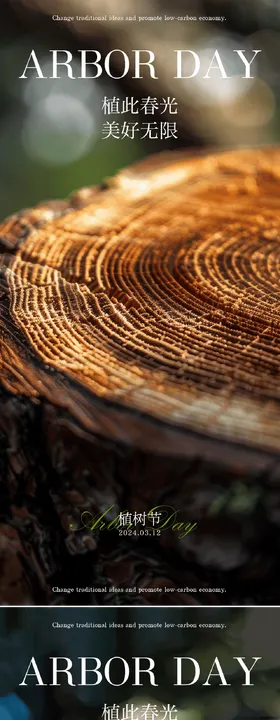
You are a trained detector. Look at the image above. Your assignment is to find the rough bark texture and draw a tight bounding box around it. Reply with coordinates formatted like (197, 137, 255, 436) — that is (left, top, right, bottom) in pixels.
(1, 148, 280, 605)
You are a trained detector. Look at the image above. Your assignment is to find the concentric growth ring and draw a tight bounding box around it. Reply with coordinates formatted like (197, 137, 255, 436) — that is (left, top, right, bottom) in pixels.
(1, 147, 280, 454)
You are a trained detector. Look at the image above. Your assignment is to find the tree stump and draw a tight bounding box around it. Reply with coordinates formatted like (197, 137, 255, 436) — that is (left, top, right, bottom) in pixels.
(1, 147, 280, 605)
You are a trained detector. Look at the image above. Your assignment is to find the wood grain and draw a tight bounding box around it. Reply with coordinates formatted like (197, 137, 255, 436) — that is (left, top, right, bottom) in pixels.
(1, 147, 280, 605)
(1, 148, 280, 454)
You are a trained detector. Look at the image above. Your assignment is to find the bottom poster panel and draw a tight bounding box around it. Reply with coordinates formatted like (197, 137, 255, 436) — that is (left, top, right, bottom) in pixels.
(0, 607, 279, 720)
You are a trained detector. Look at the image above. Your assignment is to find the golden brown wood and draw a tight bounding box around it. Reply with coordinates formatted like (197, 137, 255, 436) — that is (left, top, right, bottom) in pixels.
(1, 147, 280, 606)
(1, 148, 280, 455)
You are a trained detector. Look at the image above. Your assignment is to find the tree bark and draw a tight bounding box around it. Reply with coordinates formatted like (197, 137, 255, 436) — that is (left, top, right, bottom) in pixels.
(1, 148, 280, 605)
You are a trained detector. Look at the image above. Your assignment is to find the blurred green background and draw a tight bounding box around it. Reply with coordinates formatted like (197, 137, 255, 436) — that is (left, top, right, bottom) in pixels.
(1, 0, 280, 220)
(2, 606, 280, 720)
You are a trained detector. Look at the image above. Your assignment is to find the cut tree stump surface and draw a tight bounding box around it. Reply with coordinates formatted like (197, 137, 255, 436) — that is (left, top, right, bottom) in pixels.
(2, 148, 280, 455)
(1, 148, 280, 605)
